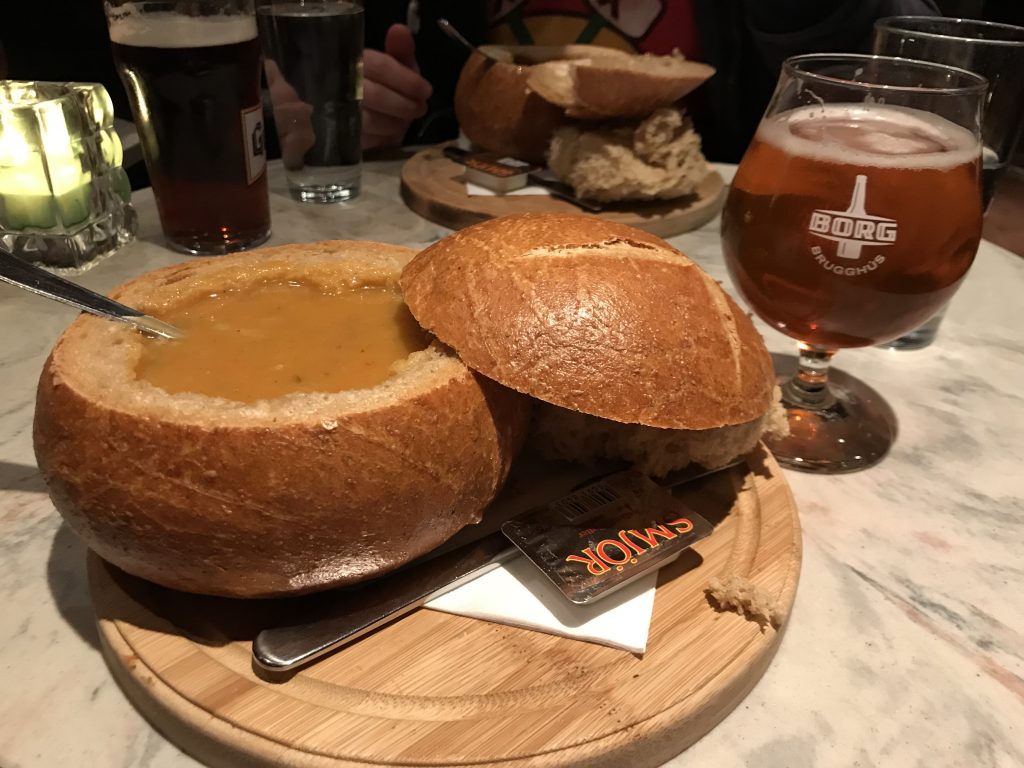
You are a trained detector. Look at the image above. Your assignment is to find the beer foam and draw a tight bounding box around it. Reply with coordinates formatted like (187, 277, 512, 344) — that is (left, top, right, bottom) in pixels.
(109, 11, 256, 48)
(759, 104, 979, 170)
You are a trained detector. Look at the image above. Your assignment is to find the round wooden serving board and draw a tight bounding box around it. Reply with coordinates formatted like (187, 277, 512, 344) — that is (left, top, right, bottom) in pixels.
(400, 144, 726, 237)
(91, 446, 800, 768)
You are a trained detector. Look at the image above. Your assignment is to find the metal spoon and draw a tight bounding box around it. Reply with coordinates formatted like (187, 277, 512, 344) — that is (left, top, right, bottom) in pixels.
(0, 248, 183, 340)
(437, 18, 503, 63)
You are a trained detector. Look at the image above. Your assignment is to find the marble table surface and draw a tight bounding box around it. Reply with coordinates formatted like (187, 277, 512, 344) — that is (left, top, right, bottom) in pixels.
(1, 159, 1022, 768)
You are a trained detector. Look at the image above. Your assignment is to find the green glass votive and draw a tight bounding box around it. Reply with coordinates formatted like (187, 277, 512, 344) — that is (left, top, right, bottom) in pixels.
(0, 81, 137, 273)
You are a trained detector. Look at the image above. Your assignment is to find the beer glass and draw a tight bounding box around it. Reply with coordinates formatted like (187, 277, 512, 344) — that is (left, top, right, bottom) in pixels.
(721, 54, 985, 473)
(257, 0, 364, 203)
(873, 17, 1024, 350)
(104, 0, 272, 254)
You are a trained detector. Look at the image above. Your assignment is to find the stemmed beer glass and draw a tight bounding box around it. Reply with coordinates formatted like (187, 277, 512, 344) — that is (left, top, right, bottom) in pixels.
(721, 54, 986, 473)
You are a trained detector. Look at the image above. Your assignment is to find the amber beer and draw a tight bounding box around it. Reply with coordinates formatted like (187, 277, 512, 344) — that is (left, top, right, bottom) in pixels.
(722, 104, 982, 348)
(109, 11, 271, 253)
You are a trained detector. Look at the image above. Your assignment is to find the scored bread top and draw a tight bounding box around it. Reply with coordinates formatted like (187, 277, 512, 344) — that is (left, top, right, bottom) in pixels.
(528, 54, 715, 120)
(400, 214, 774, 430)
(49, 241, 471, 427)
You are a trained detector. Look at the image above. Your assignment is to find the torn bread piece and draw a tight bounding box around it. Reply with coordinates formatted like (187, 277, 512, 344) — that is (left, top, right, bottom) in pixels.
(547, 108, 711, 202)
(706, 574, 782, 628)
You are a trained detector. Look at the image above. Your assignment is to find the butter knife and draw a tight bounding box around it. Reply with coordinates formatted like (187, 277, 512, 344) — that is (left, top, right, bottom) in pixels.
(252, 460, 738, 672)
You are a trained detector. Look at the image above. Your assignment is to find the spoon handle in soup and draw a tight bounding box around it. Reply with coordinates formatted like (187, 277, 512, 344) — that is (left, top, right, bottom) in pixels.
(0, 248, 182, 340)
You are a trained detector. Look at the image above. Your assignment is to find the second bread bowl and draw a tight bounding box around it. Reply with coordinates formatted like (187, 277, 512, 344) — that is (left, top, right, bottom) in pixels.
(454, 44, 629, 163)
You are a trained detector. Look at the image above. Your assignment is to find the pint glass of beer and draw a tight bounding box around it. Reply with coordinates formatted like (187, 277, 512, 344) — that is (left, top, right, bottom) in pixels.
(104, 1, 271, 254)
(721, 54, 986, 473)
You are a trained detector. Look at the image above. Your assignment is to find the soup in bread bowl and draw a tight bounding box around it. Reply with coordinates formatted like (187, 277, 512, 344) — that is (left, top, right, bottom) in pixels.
(33, 241, 530, 598)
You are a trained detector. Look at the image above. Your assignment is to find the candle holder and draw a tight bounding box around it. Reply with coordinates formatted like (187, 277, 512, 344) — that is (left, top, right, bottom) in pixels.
(0, 81, 137, 273)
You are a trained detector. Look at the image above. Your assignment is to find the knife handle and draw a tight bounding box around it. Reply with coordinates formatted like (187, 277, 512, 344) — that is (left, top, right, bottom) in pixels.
(253, 534, 516, 672)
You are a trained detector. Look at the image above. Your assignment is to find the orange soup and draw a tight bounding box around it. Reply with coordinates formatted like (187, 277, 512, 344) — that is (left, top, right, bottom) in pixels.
(137, 282, 428, 402)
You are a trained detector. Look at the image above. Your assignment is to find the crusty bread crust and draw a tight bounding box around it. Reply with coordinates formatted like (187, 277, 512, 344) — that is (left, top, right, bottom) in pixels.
(528, 54, 715, 120)
(33, 242, 530, 597)
(401, 214, 775, 431)
(530, 396, 785, 477)
(455, 50, 561, 164)
(455, 45, 631, 163)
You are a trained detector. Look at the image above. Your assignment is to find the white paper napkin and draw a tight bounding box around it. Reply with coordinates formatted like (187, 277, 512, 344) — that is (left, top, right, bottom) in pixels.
(426, 554, 657, 654)
(465, 180, 553, 197)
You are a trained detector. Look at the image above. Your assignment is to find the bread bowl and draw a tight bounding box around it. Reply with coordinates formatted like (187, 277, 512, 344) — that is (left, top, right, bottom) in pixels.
(453, 44, 628, 164)
(33, 241, 530, 597)
(400, 214, 783, 475)
(453, 45, 716, 203)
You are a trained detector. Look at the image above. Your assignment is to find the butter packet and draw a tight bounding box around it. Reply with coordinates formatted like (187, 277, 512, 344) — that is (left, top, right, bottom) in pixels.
(443, 146, 539, 193)
(501, 470, 713, 605)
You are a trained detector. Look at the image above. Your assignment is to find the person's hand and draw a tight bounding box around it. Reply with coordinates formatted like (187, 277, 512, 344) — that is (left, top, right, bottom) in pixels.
(362, 24, 433, 150)
(264, 59, 316, 170)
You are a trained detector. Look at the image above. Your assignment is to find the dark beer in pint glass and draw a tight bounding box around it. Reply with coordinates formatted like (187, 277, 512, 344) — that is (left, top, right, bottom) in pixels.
(107, 3, 271, 254)
(722, 104, 982, 348)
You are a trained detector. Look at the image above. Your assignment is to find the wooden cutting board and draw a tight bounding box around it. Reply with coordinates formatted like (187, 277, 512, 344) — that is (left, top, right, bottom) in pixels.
(399, 144, 726, 237)
(91, 445, 800, 768)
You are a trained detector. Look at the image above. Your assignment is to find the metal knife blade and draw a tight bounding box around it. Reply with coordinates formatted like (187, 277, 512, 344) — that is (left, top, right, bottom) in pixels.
(525, 174, 603, 213)
(252, 460, 740, 672)
(253, 531, 516, 672)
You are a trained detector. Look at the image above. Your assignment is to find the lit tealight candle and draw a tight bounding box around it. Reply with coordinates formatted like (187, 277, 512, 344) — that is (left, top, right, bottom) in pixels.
(0, 80, 135, 272)
(0, 87, 91, 232)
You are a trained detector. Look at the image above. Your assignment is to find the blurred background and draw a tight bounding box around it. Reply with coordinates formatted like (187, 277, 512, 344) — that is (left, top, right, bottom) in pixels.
(1, 0, 1019, 250)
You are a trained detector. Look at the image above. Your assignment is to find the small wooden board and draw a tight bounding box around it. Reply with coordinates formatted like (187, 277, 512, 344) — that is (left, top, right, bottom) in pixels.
(91, 446, 800, 768)
(400, 145, 726, 237)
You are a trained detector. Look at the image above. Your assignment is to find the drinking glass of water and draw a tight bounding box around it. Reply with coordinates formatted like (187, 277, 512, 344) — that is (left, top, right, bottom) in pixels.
(873, 17, 1024, 350)
(257, 0, 363, 203)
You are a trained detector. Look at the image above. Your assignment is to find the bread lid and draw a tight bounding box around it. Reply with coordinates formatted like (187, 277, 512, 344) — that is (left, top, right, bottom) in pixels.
(400, 213, 774, 431)
(528, 54, 715, 120)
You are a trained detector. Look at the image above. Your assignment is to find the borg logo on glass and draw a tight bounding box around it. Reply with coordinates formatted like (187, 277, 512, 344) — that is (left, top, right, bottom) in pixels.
(809, 174, 897, 274)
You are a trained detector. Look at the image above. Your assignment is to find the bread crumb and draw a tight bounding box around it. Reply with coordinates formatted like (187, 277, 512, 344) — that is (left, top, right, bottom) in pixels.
(320, 419, 338, 431)
(706, 574, 780, 628)
(762, 389, 790, 441)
